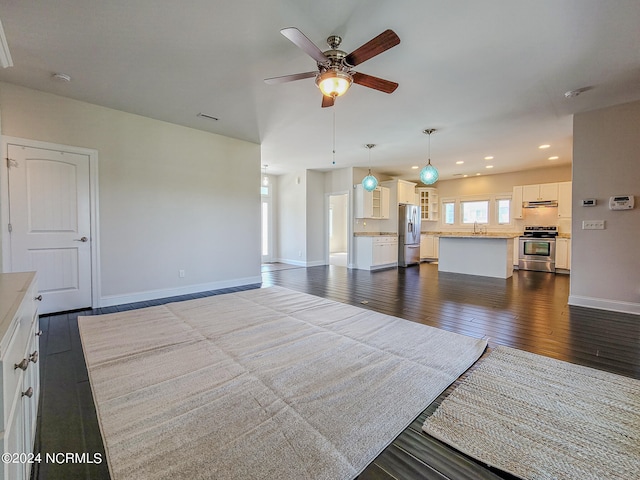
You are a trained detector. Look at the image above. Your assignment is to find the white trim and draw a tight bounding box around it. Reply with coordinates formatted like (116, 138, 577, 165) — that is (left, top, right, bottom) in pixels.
(568, 294, 640, 316)
(0, 136, 101, 309)
(0, 18, 13, 68)
(99, 275, 263, 308)
(271, 258, 325, 267)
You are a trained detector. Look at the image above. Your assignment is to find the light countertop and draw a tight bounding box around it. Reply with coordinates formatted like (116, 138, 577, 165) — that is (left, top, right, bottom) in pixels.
(354, 232, 398, 237)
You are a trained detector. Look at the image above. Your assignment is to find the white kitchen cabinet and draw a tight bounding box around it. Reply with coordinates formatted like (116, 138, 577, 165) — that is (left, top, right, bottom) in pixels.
(557, 182, 572, 218)
(523, 183, 558, 202)
(397, 180, 417, 205)
(512, 186, 524, 219)
(420, 234, 438, 260)
(0, 272, 40, 480)
(555, 238, 571, 270)
(355, 236, 398, 270)
(355, 184, 390, 219)
(513, 237, 520, 266)
(417, 188, 439, 221)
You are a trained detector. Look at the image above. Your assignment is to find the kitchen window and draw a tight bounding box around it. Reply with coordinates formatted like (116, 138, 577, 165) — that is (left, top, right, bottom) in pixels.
(461, 200, 489, 224)
(443, 202, 455, 224)
(497, 198, 510, 224)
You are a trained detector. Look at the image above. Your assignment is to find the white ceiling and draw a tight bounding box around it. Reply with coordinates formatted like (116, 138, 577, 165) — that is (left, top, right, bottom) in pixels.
(1, 1, 639, 182)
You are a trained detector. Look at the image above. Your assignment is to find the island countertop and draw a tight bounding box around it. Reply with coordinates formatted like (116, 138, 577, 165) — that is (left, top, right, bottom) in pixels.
(433, 232, 520, 239)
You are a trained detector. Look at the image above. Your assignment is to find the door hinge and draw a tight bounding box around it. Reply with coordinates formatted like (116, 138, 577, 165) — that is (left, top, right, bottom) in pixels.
(7, 223, 12, 233)
(6, 158, 18, 168)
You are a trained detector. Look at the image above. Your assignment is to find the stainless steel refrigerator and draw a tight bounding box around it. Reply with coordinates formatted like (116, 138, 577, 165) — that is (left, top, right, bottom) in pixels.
(398, 203, 421, 267)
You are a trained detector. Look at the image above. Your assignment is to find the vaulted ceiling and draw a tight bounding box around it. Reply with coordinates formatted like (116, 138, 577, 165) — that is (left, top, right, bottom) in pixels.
(1, 1, 639, 181)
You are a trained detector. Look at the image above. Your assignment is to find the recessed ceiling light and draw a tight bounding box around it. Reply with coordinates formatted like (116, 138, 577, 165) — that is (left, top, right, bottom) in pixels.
(455, 161, 464, 165)
(476, 173, 481, 176)
(548, 156, 559, 160)
(411, 165, 419, 169)
(538, 144, 550, 149)
(486, 165, 494, 169)
(463, 175, 468, 178)
(484, 156, 494, 160)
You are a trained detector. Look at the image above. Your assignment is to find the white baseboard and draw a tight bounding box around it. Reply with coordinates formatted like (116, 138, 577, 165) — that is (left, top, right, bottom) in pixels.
(99, 275, 262, 308)
(568, 294, 640, 316)
(271, 258, 326, 267)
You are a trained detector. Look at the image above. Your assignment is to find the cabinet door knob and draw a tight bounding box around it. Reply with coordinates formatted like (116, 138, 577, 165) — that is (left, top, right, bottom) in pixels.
(35, 330, 43, 336)
(22, 387, 34, 398)
(14, 358, 29, 371)
(35, 295, 43, 301)
(30, 351, 39, 363)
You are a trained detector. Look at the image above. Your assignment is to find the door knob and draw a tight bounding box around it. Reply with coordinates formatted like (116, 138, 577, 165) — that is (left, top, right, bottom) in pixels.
(74, 236, 88, 242)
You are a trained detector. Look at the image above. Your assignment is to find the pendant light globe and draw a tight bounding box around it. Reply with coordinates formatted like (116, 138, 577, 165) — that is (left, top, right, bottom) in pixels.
(421, 129, 439, 185)
(361, 144, 378, 192)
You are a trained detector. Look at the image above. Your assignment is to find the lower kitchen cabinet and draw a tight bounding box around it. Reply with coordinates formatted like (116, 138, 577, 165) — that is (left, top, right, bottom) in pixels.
(420, 234, 439, 261)
(355, 236, 398, 270)
(555, 238, 571, 270)
(0, 272, 40, 480)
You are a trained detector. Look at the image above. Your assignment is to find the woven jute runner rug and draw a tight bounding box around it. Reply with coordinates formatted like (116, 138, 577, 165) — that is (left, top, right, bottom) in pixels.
(423, 345, 639, 480)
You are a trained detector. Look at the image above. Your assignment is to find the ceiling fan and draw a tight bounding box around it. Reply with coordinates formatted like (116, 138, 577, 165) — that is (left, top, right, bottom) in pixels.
(264, 27, 400, 107)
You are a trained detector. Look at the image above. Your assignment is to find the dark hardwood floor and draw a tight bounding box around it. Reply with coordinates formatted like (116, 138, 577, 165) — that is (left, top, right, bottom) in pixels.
(33, 264, 639, 479)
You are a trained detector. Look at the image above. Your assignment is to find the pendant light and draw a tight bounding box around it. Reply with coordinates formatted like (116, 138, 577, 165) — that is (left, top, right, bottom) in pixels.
(262, 165, 269, 186)
(420, 129, 439, 185)
(361, 144, 378, 192)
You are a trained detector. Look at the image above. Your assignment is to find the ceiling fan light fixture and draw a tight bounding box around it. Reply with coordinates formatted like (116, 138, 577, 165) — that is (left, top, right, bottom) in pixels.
(316, 70, 352, 97)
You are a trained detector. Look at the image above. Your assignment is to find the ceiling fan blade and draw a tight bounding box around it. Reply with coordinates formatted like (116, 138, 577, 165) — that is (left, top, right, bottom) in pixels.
(321, 95, 335, 108)
(344, 29, 400, 67)
(352, 72, 398, 94)
(264, 71, 317, 84)
(280, 27, 330, 65)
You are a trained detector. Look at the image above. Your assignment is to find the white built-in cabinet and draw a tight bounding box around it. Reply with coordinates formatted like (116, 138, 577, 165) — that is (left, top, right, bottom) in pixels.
(1, 272, 40, 480)
(555, 238, 571, 270)
(354, 184, 390, 219)
(420, 234, 439, 260)
(355, 236, 398, 270)
(512, 186, 524, 219)
(523, 183, 559, 202)
(557, 182, 572, 219)
(513, 238, 520, 266)
(396, 180, 417, 205)
(514, 182, 572, 219)
(417, 188, 439, 221)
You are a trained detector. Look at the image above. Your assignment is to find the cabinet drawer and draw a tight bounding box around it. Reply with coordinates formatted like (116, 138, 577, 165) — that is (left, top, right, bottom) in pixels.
(1, 305, 36, 425)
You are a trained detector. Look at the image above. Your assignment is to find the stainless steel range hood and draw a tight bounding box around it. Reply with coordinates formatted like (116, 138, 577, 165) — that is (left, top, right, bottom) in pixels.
(523, 200, 558, 208)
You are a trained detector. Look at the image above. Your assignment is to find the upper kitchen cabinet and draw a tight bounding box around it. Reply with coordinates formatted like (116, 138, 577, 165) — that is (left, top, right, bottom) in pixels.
(512, 186, 524, 219)
(523, 183, 559, 202)
(381, 179, 417, 206)
(354, 184, 390, 219)
(557, 182, 572, 218)
(397, 180, 417, 204)
(417, 188, 439, 221)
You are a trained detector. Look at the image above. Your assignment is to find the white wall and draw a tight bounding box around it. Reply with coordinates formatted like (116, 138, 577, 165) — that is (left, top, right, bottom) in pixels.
(570, 100, 640, 314)
(276, 172, 307, 265)
(0, 82, 261, 305)
(329, 194, 348, 253)
(306, 170, 325, 265)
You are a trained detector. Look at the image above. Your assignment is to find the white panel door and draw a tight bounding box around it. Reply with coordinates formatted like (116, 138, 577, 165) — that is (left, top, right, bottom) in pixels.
(8, 145, 92, 314)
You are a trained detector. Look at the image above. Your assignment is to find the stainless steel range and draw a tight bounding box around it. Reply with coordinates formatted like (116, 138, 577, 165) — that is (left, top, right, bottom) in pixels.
(518, 226, 558, 272)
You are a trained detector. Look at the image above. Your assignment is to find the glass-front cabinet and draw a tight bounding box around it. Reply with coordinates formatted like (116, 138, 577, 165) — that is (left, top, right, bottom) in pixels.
(417, 187, 439, 221)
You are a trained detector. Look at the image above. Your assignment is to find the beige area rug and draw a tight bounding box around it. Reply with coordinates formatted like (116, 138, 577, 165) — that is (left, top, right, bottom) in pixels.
(78, 286, 487, 480)
(422, 346, 640, 480)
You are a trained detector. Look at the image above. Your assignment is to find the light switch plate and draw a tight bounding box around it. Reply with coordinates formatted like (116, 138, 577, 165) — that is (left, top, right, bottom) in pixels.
(582, 220, 605, 230)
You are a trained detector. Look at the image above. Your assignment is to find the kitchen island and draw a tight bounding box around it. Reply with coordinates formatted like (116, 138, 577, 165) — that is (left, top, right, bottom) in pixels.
(437, 234, 518, 279)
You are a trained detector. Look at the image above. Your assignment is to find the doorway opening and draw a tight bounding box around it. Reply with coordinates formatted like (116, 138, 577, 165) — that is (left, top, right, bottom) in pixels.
(329, 193, 349, 267)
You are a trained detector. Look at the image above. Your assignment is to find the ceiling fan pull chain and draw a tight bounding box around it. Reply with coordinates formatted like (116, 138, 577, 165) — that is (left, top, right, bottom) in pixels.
(332, 108, 336, 165)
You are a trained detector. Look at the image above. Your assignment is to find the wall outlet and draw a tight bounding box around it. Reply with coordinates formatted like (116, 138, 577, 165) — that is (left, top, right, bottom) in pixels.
(582, 220, 605, 230)
(179, 269, 185, 278)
